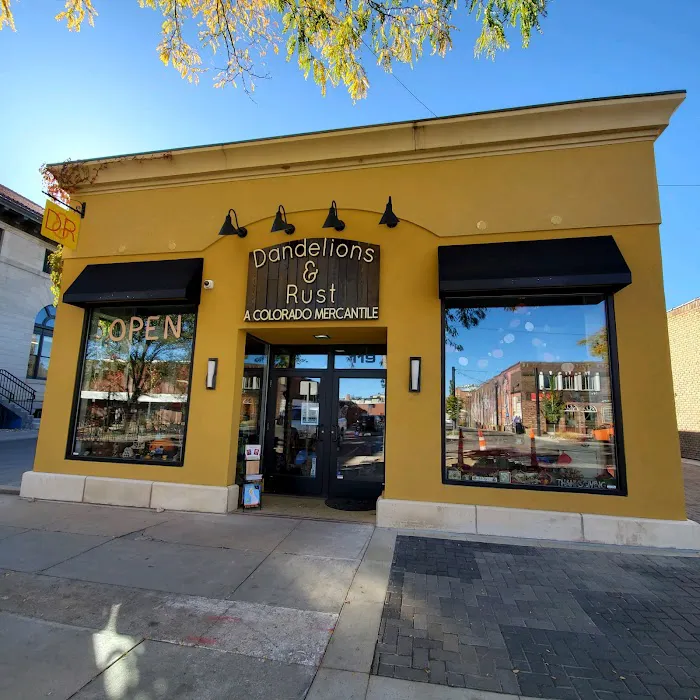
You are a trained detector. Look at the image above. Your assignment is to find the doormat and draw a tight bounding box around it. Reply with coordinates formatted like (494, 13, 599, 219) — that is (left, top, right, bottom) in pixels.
(325, 497, 376, 511)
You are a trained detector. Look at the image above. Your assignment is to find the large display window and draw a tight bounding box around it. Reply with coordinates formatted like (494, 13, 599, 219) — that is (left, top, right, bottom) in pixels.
(443, 296, 625, 494)
(68, 306, 197, 464)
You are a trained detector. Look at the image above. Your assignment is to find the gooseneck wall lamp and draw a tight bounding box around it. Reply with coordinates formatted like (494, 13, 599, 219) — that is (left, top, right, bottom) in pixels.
(379, 196, 399, 228)
(322, 200, 345, 232)
(271, 205, 296, 235)
(218, 209, 248, 238)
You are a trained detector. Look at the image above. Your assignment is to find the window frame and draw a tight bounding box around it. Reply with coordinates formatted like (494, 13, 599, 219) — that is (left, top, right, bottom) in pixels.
(440, 294, 627, 496)
(27, 306, 55, 380)
(65, 305, 199, 467)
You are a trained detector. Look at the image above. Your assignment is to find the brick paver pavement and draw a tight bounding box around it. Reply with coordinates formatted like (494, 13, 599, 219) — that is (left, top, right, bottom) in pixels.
(372, 536, 700, 699)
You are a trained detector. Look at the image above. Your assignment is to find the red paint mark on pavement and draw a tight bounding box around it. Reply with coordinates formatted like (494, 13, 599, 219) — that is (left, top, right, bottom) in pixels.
(185, 636, 218, 645)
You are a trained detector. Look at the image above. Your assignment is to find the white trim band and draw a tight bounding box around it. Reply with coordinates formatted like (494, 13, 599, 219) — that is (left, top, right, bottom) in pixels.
(53, 92, 685, 195)
(20, 472, 239, 514)
(376, 497, 700, 550)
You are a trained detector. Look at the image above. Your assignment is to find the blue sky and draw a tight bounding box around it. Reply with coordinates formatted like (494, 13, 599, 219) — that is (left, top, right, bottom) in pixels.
(1, 0, 698, 310)
(445, 302, 607, 390)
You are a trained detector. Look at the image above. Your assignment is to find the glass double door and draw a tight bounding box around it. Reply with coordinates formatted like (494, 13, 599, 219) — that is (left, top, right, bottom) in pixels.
(264, 355, 386, 499)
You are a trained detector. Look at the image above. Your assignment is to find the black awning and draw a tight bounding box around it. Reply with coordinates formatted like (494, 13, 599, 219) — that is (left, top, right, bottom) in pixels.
(63, 258, 204, 307)
(438, 236, 631, 298)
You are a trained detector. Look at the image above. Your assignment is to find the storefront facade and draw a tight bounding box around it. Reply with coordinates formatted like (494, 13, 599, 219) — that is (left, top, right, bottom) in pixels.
(22, 91, 699, 548)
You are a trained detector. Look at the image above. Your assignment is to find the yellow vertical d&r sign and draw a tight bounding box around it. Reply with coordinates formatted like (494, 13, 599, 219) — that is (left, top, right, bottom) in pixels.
(41, 199, 81, 250)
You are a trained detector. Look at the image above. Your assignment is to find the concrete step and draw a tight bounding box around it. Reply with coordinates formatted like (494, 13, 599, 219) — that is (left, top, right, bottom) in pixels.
(0, 395, 34, 429)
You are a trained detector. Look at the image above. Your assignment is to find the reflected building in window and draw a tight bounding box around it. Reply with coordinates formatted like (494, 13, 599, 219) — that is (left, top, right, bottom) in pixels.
(26, 305, 55, 380)
(70, 307, 196, 464)
(459, 361, 612, 435)
(444, 300, 620, 492)
(236, 335, 268, 481)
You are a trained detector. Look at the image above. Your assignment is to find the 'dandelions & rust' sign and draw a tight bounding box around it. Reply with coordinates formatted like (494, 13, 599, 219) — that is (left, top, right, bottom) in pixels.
(244, 238, 380, 322)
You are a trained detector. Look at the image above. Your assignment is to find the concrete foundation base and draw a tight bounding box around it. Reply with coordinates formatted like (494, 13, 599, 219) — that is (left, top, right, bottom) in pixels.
(20, 472, 239, 514)
(376, 497, 700, 550)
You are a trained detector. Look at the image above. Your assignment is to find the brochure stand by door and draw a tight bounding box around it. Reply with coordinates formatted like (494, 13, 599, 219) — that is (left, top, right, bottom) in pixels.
(243, 444, 262, 509)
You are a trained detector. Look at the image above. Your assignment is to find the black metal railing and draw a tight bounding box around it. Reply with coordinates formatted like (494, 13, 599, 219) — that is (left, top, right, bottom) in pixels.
(0, 369, 36, 416)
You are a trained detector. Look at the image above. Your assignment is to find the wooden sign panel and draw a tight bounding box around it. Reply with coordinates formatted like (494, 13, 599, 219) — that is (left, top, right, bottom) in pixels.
(244, 238, 380, 322)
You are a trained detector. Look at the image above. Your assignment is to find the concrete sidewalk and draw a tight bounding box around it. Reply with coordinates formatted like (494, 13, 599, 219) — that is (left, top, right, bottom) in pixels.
(0, 493, 394, 700)
(2, 493, 699, 700)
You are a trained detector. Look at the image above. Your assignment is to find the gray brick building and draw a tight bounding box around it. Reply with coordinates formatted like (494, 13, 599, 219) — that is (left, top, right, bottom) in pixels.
(668, 297, 700, 460)
(0, 185, 56, 427)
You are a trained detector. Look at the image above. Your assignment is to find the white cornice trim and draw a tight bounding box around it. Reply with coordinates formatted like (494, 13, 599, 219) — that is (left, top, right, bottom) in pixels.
(56, 92, 685, 196)
(0, 256, 51, 280)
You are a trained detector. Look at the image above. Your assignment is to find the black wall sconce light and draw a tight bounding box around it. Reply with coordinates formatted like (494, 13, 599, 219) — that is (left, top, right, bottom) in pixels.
(271, 205, 295, 235)
(379, 196, 399, 228)
(409, 357, 421, 392)
(322, 200, 345, 232)
(218, 209, 247, 238)
(206, 358, 218, 389)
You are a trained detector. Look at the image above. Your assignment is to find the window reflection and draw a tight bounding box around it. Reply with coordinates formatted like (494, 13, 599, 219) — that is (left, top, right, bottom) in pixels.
(271, 376, 322, 478)
(444, 300, 619, 491)
(236, 336, 268, 481)
(336, 378, 385, 482)
(71, 306, 196, 463)
(273, 353, 328, 369)
(334, 353, 387, 369)
(26, 305, 55, 380)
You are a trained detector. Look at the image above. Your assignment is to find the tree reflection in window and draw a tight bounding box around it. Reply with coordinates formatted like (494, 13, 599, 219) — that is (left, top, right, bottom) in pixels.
(71, 307, 196, 463)
(444, 308, 487, 351)
(443, 299, 620, 492)
(273, 353, 324, 368)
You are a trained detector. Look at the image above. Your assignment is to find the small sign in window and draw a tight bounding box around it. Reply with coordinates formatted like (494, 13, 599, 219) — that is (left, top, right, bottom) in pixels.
(301, 401, 320, 425)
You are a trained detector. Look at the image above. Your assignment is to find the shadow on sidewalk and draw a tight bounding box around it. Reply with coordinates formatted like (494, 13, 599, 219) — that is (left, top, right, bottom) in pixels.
(0, 432, 37, 490)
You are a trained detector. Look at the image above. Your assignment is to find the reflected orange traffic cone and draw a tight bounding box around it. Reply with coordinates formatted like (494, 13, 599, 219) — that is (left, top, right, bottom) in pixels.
(478, 429, 487, 451)
(529, 428, 537, 467)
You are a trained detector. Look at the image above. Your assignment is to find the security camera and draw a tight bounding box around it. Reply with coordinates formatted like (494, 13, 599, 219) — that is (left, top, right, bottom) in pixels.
(203, 279, 215, 290)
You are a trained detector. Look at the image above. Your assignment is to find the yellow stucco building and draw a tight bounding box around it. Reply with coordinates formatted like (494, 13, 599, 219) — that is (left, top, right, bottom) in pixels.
(22, 90, 699, 548)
